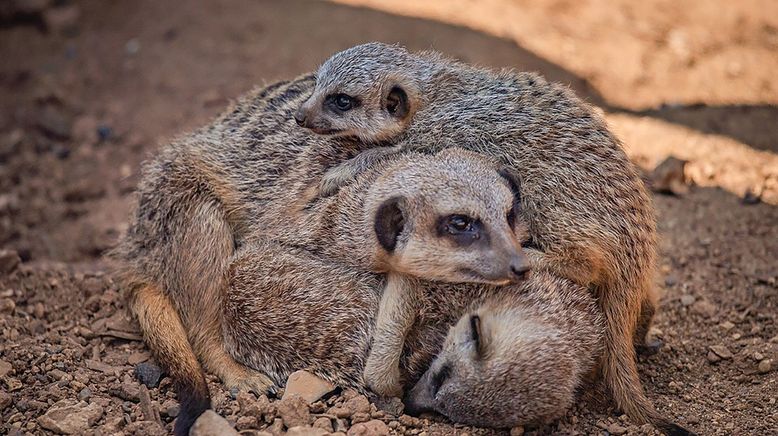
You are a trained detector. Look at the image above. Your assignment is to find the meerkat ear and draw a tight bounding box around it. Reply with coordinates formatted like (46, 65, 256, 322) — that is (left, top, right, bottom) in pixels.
(385, 86, 410, 119)
(374, 196, 405, 252)
(498, 168, 522, 205)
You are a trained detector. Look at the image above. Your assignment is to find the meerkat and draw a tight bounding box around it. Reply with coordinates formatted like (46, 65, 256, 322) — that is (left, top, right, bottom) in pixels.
(113, 113, 530, 435)
(225, 238, 604, 429)
(256, 147, 533, 397)
(294, 43, 669, 430)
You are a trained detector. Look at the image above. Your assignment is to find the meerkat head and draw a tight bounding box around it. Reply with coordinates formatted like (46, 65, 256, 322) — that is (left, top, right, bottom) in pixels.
(404, 293, 580, 428)
(295, 43, 422, 143)
(366, 148, 531, 286)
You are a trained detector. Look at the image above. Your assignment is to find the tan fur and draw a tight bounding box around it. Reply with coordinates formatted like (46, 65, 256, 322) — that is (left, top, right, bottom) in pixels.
(296, 43, 671, 429)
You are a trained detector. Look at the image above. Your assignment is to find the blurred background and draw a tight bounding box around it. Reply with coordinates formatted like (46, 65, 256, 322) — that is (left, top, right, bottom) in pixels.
(0, 1, 776, 434)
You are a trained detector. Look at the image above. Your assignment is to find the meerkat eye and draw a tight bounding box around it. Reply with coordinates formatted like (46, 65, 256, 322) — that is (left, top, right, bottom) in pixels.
(334, 94, 354, 111)
(431, 363, 451, 396)
(446, 215, 474, 233)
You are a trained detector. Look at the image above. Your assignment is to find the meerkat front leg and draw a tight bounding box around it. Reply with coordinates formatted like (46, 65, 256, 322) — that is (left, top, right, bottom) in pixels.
(363, 272, 421, 398)
(319, 145, 403, 197)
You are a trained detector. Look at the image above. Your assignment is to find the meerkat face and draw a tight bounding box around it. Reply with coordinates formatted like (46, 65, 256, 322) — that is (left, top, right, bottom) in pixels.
(295, 43, 420, 143)
(404, 296, 577, 428)
(368, 149, 531, 286)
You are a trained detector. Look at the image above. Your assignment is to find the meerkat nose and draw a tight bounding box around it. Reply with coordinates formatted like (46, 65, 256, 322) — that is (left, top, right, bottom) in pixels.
(294, 108, 307, 126)
(509, 255, 531, 281)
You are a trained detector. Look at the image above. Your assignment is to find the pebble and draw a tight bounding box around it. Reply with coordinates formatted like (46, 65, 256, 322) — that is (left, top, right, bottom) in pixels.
(0, 391, 11, 410)
(287, 426, 328, 436)
(161, 399, 179, 418)
(37, 399, 104, 434)
(709, 345, 733, 359)
(277, 395, 312, 428)
(720, 321, 735, 331)
(190, 410, 240, 436)
(0, 359, 12, 378)
(607, 422, 628, 435)
(649, 156, 688, 195)
(235, 416, 258, 430)
(36, 105, 73, 140)
(313, 416, 334, 432)
(282, 370, 335, 403)
(134, 361, 163, 388)
(758, 359, 773, 374)
(691, 300, 717, 318)
(0, 298, 15, 314)
(127, 351, 150, 365)
(510, 426, 524, 436)
(77, 387, 91, 402)
(373, 396, 404, 416)
(110, 381, 140, 402)
(0, 249, 21, 275)
(343, 395, 371, 415)
(680, 294, 696, 306)
(347, 419, 390, 436)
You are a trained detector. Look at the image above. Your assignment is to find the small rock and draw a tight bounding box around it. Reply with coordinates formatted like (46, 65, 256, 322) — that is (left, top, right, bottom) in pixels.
(42, 5, 80, 33)
(277, 395, 312, 428)
(313, 416, 334, 432)
(36, 105, 73, 140)
(287, 426, 328, 436)
(342, 395, 371, 415)
(161, 399, 179, 418)
(33, 302, 45, 319)
(189, 410, 240, 436)
(127, 352, 150, 365)
(680, 295, 696, 306)
(373, 396, 403, 416)
(110, 382, 140, 402)
(758, 359, 773, 374)
(510, 426, 525, 436)
(720, 321, 735, 331)
(742, 189, 761, 205)
(691, 300, 717, 318)
(134, 361, 163, 388)
(352, 412, 370, 424)
(608, 423, 628, 435)
(3, 377, 22, 391)
(77, 387, 91, 402)
(0, 249, 21, 275)
(0, 298, 18, 317)
(664, 274, 678, 287)
(282, 370, 336, 404)
(0, 359, 12, 377)
(235, 415, 258, 431)
(709, 345, 733, 359)
(48, 369, 70, 381)
(0, 391, 11, 410)
(37, 399, 104, 434)
(347, 419, 390, 436)
(650, 156, 689, 196)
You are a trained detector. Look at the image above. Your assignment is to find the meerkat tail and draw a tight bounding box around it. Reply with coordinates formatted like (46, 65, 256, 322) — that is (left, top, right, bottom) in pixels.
(601, 284, 694, 435)
(129, 284, 210, 436)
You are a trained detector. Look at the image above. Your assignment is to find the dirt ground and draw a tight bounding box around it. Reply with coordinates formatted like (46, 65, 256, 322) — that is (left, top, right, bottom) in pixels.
(1, 0, 777, 435)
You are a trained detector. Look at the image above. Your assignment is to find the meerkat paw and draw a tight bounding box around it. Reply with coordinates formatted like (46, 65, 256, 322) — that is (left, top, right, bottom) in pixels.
(318, 165, 358, 198)
(363, 359, 404, 398)
(222, 367, 277, 396)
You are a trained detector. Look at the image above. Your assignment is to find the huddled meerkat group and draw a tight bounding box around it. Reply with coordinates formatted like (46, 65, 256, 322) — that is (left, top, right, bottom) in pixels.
(113, 43, 693, 435)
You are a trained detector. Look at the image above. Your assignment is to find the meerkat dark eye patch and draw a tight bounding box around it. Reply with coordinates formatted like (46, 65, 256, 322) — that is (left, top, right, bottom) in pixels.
(437, 214, 483, 246)
(385, 86, 410, 118)
(431, 363, 451, 396)
(374, 196, 405, 252)
(326, 93, 359, 112)
(470, 314, 485, 359)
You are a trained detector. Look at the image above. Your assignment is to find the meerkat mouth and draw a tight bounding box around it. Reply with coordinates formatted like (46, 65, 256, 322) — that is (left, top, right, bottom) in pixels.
(310, 126, 345, 135)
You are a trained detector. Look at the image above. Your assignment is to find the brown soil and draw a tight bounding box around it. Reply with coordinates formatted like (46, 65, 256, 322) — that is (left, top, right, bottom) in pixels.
(1, 0, 776, 435)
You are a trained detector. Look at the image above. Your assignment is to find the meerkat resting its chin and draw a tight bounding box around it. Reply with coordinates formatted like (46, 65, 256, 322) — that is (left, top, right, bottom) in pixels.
(295, 43, 688, 434)
(258, 147, 533, 397)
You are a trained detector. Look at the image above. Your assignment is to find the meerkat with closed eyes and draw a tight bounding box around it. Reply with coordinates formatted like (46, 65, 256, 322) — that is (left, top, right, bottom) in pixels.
(295, 43, 674, 432)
